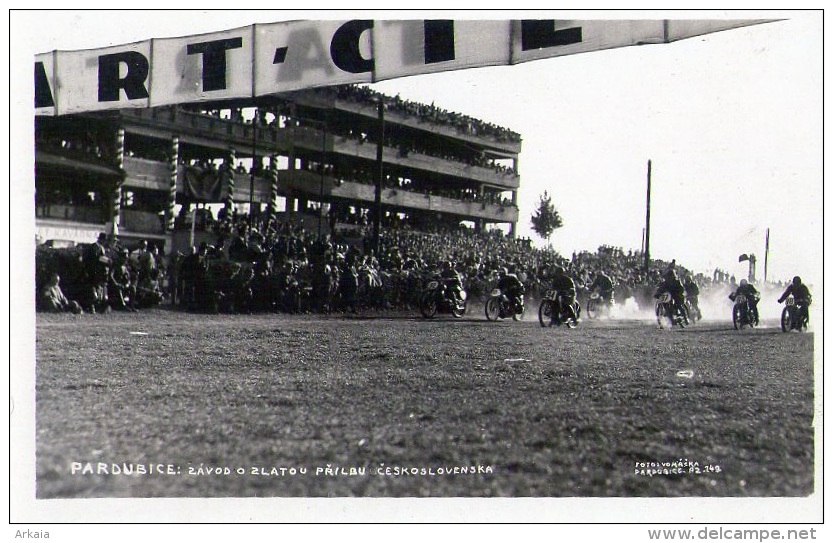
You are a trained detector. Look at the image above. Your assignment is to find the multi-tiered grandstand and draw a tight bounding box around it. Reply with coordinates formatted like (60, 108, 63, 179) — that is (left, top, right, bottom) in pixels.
(35, 84, 522, 254)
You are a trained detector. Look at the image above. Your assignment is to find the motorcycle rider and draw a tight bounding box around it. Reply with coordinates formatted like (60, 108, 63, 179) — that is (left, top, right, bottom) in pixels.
(777, 276, 812, 327)
(549, 265, 578, 324)
(683, 274, 702, 321)
(587, 269, 615, 305)
(729, 278, 761, 325)
(497, 267, 525, 314)
(440, 260, 464, 307)
(654, 269, 688, 324)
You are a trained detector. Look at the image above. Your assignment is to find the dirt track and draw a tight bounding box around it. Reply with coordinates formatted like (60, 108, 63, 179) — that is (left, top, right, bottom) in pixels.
(34, 307, 816, 500)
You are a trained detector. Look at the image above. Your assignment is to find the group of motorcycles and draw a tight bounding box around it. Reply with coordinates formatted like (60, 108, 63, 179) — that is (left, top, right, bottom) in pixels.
(655, 290, 808, 333)
(418, 276, 809, 334)
(417, 276, 584, 329)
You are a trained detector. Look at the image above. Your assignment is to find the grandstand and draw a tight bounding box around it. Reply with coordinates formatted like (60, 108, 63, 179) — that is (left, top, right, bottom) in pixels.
(34, 84, 522, 254)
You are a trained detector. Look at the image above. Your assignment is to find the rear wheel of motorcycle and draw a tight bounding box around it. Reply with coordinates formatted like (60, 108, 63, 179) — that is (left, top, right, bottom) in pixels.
(677, 304, 689, 328)
(733, 307, 741, 330)
(512, 302, 525, 321)
(538, 300, 554, 328)
(798, 311, 808, 331)
(485, 297, 501, 321)
(420, 294, 438, 319)
(781, 306, 792, 332)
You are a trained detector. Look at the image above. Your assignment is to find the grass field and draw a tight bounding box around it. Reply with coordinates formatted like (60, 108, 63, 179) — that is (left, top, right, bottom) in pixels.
(34, 305, 816, 500)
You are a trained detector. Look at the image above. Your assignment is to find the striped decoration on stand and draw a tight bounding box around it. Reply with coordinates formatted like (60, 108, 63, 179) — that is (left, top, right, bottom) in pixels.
(111, 127, 126, 235)
(166, 136, 179, 231)
(267, 155, 279, 226)
(224, 148, 236, 214)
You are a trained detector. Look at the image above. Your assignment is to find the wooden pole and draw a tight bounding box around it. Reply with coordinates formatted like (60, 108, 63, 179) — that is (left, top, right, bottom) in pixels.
(250, 109, 257, 212)
(644, 159, 651, 271)
(764, 228, 770, 284)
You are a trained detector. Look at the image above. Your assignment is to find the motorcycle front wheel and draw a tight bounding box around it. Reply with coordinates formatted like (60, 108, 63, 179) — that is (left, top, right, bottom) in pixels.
(420, 294, 438, 319)
(485, 296, 501, 321)
(781, 306, 792, 332)
(586, 298, 598, 319)
(538, 300, 554, 328)
(656, 303, 668, 329)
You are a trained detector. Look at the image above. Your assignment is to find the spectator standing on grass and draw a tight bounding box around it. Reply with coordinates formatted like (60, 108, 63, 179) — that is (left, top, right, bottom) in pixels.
(338, 254, 359, 313)
(108, 248, 136, 311)
(82, 232, 111, 313)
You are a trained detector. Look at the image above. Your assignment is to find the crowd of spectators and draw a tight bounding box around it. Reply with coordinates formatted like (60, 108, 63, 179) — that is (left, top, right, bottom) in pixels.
(36, 235, 166, 315)
(36, 207, 749, 319)
(193, 83, 521, 176)
(332, 84, 522, 144)
(289, 160, 516, 211)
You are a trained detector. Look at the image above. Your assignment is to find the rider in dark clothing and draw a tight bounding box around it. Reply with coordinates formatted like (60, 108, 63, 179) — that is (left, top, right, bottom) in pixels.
(550, 265, 578, 323)
(440, 261, 464, 306)
(729, 279, 761, 324)
(777, 276, 812, 325)
(588, 270, 615, 303)
(497, 268, 525, 308)
(654, 269, 687, 323)
(683, 275, 702, 320)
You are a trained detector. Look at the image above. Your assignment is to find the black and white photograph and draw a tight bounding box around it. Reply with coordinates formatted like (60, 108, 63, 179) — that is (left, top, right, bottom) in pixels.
(10, 8, 824, 535)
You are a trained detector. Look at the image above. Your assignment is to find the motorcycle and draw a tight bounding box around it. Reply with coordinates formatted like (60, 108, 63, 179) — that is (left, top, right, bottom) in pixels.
(538, 289, 580, 328)
(655, 292, 688, 329)
(731, 293, 758, 330)
(485, 288, 525, 321)
(419, 276, 467, 319)
(586, 290, 614, 319)
(685, 296, 703, 323)
(781, 295, 809, 332)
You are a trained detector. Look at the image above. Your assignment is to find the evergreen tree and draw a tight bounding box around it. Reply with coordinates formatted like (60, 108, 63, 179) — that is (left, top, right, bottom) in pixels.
(530, 190, 563, 245)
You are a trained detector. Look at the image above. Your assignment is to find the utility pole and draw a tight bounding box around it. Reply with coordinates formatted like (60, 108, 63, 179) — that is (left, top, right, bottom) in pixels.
(644, 159, 651, 271)
(764, 228, 770, 284)
(250, 108, 257, 212)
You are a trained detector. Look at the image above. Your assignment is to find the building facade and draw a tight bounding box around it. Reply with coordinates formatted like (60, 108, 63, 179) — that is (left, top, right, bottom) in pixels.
(35, 84, 522, 254)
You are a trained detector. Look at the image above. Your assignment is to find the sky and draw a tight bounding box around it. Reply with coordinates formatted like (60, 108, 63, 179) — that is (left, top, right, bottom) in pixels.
(11, 9, 823, 287)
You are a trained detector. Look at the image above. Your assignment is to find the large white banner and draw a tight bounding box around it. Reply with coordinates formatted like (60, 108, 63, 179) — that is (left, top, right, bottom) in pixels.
(35, 18, 769, 116)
